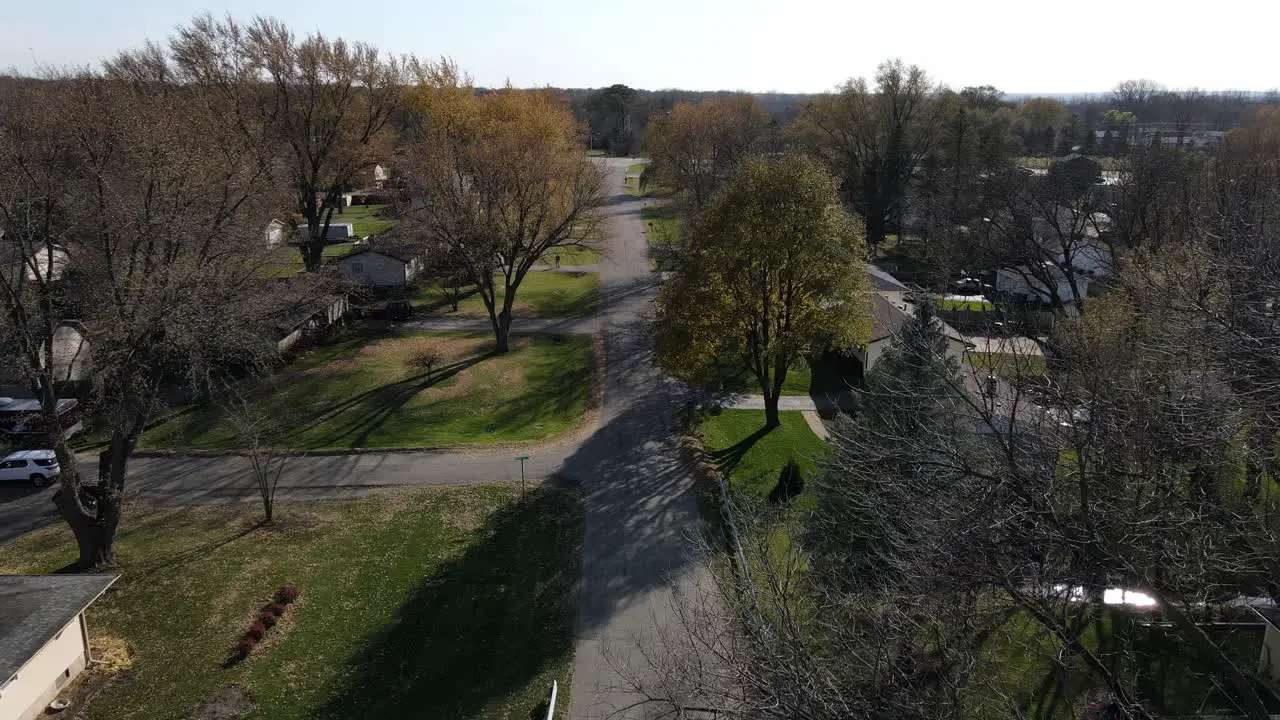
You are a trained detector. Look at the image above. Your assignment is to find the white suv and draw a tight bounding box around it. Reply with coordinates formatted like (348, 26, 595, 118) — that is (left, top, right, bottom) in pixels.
(0, 450, 60, 486)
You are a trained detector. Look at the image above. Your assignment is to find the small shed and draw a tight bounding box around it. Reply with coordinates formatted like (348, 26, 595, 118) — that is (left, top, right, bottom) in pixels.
(336, 242, 422, 288)
(0, 574, 118, 720)
(263, 219, 288, 247)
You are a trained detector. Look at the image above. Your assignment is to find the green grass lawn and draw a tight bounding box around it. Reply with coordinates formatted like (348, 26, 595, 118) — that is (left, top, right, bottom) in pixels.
(332, 204, 396, 238)
(641, 204, 683, 270)
(626, 162, 645, 176)
(585, 148, 606, 157)
(547, 244, 601, 266)
(142, 332, 594, 451)
(0, 485, 580, 720)
(697, 410, 826, 501)
(411, 271, 599, 318)
(939, 297, 994, 312)
(966, 351, 1047, 380)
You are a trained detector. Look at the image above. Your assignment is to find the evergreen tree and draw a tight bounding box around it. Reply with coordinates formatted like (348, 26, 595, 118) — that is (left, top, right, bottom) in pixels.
(808, 301, 964, 592)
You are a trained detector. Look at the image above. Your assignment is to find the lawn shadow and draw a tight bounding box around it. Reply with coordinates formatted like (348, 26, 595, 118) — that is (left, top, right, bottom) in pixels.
(308, 485, 581, 720)
(478, 336, 594, 439)
(291, 354, 493, 449)
(709, 425, 771, 476)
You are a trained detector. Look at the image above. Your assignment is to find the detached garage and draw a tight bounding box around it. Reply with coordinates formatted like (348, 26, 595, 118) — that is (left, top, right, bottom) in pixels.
(0, 574, 117, 720)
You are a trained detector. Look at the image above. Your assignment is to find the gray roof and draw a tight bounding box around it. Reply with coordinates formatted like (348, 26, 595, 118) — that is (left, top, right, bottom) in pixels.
(868, 265, 909, 293)
(869, 293, 911, 342)
(0, 574, 117, 681)
(868, 294, 969, 345)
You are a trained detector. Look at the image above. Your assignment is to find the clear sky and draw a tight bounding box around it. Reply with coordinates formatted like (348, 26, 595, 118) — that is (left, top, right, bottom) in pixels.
(3, 0, 1277, 94)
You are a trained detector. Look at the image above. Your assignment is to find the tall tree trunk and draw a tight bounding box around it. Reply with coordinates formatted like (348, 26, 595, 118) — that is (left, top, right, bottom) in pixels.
(763, 393, 781, 429)
(494, 307, 512, 354)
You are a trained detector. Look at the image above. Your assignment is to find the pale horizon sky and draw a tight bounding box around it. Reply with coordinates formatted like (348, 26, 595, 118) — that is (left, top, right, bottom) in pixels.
(2, 0, 1277, 95)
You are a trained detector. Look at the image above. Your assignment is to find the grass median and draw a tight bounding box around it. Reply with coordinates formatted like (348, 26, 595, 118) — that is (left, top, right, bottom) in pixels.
(142, 331, 595, 451)
(0, 484, 581, 720)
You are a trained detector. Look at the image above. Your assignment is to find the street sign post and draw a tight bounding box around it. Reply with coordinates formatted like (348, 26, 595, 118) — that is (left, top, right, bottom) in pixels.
(517, 455, 530, 497)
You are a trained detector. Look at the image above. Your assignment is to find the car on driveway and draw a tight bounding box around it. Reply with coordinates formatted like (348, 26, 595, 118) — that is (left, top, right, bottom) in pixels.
(0, 450, 60, 486)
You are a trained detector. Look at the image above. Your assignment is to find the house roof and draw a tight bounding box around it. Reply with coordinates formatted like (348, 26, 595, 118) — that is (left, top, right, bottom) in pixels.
(869, 293, 911, 343)
(338, 238, 419, 264)
(0, 574, 118, 681)
(868, 265, 909, 293)
(868, 294, 968, 345)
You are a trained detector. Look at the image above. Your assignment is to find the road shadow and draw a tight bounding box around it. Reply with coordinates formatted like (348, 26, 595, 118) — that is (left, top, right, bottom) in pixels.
(554, 303, 702, 638)
(0, 482, 44, 506)
(308, 485, 581, 719)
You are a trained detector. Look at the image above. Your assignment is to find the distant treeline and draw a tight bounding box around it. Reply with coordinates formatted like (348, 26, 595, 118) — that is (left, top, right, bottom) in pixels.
(556, 80, 1280, 157)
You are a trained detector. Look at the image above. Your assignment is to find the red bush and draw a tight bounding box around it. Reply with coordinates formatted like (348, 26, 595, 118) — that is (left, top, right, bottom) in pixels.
(256, 611, 277, 629)
(267, 602, 288, 617)
(234, 637, 257, 660)
(275, 585, 299, 604)
(243, 624, 265, 643)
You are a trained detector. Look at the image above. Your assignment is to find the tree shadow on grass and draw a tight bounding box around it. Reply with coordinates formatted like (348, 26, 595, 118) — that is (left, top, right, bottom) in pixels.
(709, 425, 771, 477)
(308, 485, 582, 720)
(290, 355, 491, 449)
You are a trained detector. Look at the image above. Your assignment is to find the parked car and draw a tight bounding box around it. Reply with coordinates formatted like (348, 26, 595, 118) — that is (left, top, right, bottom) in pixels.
(0, 450, 60, 486)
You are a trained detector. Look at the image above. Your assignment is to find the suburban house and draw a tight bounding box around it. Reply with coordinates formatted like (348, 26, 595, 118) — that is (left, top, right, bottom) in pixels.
(335, 240, 423, 288)
(0, 574, 117, 720)
(856, 267, 967, 378)
(869, 264, 909, 305)
(276, 294, 350, 353)
(991, 207, 1111, 310)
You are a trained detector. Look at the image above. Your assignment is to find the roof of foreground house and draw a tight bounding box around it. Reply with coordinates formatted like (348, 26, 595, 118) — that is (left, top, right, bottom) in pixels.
(0, 574, 118, 681)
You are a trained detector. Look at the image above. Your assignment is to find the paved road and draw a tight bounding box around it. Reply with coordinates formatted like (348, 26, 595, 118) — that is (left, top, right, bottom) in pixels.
(566, 158, 704, 718)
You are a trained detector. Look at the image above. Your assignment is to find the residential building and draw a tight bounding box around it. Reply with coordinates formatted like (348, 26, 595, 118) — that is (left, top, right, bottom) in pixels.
(335, 241, 423, 288)
(855, 268, 967, 378)
(0, 574, 118, 720)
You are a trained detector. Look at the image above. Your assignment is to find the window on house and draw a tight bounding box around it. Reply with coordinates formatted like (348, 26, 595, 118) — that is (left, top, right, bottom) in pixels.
(350, 262, 363, 273)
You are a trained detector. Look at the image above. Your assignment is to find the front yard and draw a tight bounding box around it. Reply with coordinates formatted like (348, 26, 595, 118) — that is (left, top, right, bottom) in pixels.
(142, 331, 594, 451)
(0, 484, 581, 720)
(697, 409, 827, 502)
(411, 271, 599, 318)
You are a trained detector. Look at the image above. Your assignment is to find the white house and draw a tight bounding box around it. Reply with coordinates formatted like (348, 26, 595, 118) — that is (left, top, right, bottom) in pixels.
(995, 263, 1090, 310)
(855, 267, 967, 377)
(373, 163, 390, 189)
(336, 242, 422, 288)
(868, 264, 909, 305)
(0, 574, 117, 720)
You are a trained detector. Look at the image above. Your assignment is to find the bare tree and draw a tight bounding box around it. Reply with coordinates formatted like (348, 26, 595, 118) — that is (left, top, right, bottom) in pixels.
(793, 59, 943, 251)
(0, 68, 296, 567)
(166, 14, 405, 272)
(224, 388, 291, 523)
(398, 64, 605, 352)
(645, 95, 770, 209)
